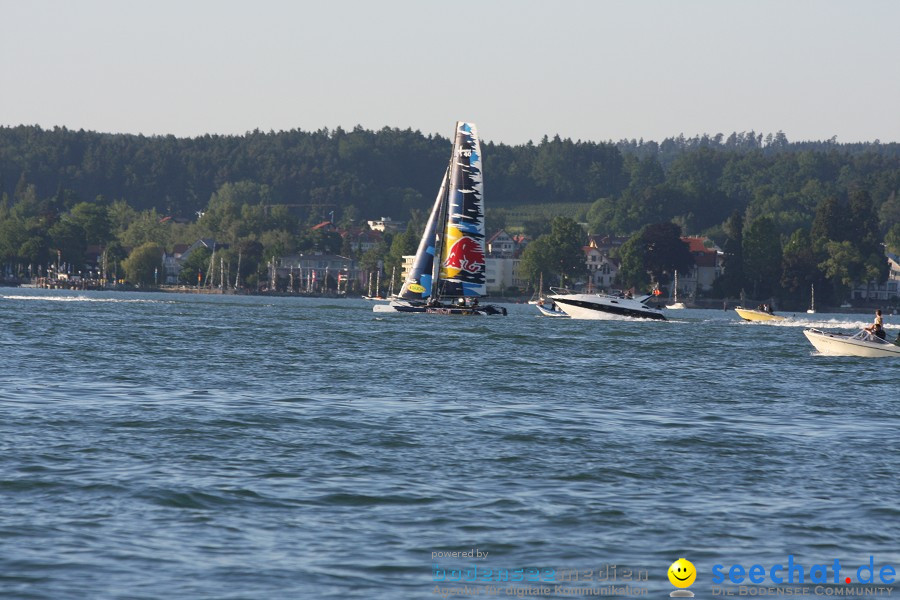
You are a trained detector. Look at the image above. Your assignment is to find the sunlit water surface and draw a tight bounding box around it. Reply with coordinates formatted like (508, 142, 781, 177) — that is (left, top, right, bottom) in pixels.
(1, 290, 898, 599)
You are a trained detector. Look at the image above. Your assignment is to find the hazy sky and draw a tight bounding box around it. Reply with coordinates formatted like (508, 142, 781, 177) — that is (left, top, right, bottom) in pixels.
(2, 0, 898, 145)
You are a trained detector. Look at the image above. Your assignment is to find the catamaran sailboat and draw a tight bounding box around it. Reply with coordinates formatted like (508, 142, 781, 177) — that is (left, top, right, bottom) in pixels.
(374, 122, 506, 316)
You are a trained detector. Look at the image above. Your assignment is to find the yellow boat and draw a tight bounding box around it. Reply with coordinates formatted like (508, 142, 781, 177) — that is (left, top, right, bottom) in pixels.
(734, 307, 787, 322)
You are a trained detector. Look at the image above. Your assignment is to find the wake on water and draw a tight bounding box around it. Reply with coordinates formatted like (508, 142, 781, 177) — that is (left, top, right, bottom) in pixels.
(0, 294, 168, 304)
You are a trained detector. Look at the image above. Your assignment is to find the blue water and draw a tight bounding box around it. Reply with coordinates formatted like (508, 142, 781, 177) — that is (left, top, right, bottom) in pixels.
(1, 289, 899, 599)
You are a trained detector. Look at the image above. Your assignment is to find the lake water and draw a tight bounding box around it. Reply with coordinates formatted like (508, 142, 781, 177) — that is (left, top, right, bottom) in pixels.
(1, 289, 899, 599)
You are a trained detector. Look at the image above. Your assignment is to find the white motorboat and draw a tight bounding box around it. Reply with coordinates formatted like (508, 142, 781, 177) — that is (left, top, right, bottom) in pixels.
(535, 301, 568, 318)
(803, 328, 900, 357)
(548, 291, 666, 321)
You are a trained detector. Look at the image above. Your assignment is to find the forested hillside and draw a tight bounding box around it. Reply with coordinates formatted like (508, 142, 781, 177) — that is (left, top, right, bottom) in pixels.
(3, 125, 898, 238)
(2, 125, 899, 305)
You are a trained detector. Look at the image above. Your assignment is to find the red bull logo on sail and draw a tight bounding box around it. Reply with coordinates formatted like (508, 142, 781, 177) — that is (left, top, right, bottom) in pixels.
(444, 236, 484, 275)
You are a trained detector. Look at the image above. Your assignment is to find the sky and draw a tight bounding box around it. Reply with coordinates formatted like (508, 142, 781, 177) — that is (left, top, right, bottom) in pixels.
(2, 0, 899, 145)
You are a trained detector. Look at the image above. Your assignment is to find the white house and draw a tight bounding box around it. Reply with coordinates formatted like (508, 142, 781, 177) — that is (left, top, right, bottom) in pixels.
(850, 253, 900, 301)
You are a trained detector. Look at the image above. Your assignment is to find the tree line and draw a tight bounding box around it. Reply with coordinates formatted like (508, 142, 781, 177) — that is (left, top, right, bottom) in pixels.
(1, 124, 898, 302)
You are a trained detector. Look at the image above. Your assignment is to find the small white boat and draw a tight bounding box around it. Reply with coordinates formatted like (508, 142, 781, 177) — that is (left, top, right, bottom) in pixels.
(535, 302, 568, 318)
(528, 273, 546, 305)
(549, 290, 666, 321)
(803, 328, 900, 357)
(806, 284, 816, 314)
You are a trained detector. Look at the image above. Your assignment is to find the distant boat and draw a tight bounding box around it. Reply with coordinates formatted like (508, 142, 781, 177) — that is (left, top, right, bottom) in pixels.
(807, 284, 816, 314)
(735, 306, 787, 322)
(666, 270, 686, 310)
(528, 273, 545, 305)
(804, 328, 900, 357)
(373, 122, 506, 316)
(840, 301, 852, 309)
(362, 271, 387, 301)
(535, 296, 568, 318)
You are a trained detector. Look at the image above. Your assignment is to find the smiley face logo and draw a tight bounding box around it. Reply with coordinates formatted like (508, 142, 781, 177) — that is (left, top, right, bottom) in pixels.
(668, 558, 697, 588)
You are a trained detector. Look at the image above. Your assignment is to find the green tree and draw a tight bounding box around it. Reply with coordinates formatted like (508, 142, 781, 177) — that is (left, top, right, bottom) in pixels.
(810, 196, 843, 252)
(69, 202, 112, 245)
(885, 223, 900, 254)
(178, 246, 211, 284)
(522, 217, 552, 239)
(616, 233, 651, 289)
(108, 199, 137, 237)
(123, 242, 163, 285)
(716, 209, 744, 297)
(780, 229, 820, 305)
(485, 208, 508, 236)
(548, 217, 588, 284)
(518, 217, 586, 287)
(518, 236, 559, 286)
(48, 219, 86, 268)
(640, 222, 693, 283)
(120, 209, 170, 248)
(383, 227, 418, 282)
(820, 240, 863, 295)
(616, 222, 692, 289)
(742, 216, 781, 298)
(260, 229, 295, 262)
(877, 191, 900, 234)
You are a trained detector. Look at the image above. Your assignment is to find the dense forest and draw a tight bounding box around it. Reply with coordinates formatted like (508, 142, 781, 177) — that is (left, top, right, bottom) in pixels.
(1, 124, 899, 305)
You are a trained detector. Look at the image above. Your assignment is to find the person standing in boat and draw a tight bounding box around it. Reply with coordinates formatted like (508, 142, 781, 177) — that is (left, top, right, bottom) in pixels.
(865, 309, 886, 340)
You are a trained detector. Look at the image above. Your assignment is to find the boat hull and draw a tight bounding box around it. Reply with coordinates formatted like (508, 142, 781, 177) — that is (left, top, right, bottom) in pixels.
(735, 308, 786, 322)
(803, 328, 900, 357)
(536, 303, 568, 318)
(666, 302, 687, 310)
(373, 300, 506, 316)
(549, 293, 666, 321)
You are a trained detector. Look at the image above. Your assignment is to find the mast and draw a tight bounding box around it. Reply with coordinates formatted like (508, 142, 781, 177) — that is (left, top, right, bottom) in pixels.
(429, 165, 452, 304)
(673, 271, 678, 303)
(389, 266, 396, 297)
(234, 249, 242, 290)
(204, 244, 216, 288)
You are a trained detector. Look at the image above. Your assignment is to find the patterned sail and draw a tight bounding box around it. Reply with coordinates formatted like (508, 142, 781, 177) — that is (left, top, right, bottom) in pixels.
(439, 122, 486, 297)
(396, 168, 448, 301)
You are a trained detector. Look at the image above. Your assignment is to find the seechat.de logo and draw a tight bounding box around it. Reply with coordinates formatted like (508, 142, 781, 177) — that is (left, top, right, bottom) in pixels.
(712, 556, 896, 585)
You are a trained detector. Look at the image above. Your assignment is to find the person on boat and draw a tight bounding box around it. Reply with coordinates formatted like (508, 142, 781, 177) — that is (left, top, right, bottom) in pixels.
(865, 309, 886, 340)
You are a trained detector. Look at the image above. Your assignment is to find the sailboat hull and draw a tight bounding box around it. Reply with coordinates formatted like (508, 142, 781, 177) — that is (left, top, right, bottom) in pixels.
(374, 300, 506, 316)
